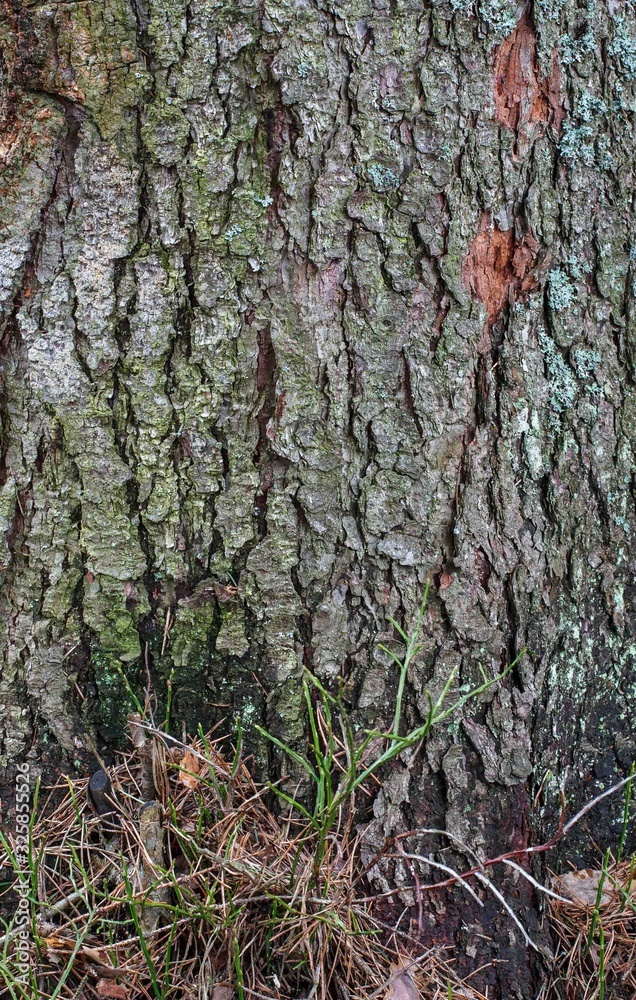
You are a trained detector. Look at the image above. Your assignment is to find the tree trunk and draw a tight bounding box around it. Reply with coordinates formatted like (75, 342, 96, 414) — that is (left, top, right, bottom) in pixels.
(2, 0, 636, 994)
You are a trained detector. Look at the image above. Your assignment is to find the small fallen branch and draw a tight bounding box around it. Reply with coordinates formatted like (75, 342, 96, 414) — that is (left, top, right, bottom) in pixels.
(359, 773, 636, 898)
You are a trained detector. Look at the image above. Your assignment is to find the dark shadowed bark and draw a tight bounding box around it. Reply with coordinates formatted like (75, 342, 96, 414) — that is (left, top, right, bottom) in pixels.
(2, 0, 636, 994)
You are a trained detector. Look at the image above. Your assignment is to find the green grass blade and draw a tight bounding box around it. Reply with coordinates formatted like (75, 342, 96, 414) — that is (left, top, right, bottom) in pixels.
(255, 726, 319, 783)
(586, 848, 611, 956)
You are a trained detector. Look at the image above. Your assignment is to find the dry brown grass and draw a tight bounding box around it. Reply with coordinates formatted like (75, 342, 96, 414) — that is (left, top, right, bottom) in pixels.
(547, 860, 636, 999)
(0, 723, 486, 1000)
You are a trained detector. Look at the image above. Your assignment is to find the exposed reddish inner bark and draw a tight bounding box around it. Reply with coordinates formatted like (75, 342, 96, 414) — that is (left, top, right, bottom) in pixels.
(493, 18, 564, 134)
(463, 216, 540, 324)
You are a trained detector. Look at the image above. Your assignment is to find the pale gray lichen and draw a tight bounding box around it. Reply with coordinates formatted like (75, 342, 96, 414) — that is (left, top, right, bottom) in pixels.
(224, 224, 244, 242)
(559, 122, 596, 166)
(448, 0, 518, 35)
(565, 254, 592, 281)
(559, 93, 613, 170)
(547, 269, 576, 311)
(609, 15, 636, 80)
(630, 245, 636, 297)
(595, 135, 613, 171)
(538, 329, 578, 419)
(478, 0, 518, 34)
(534, 0, 566, 19)
(560, 30, 597, 65)
(252, 193, 273, 207)
(577, 94, 608, 123)
(572, 348, 601, 380)
(572, 348, 603, 396)
(367, 163, 401, 192)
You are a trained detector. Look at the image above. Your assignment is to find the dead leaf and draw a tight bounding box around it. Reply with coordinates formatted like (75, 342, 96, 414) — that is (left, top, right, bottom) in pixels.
(97, 980, 128, 999)
(179, 749, 201, 790)
(42, 934, 74, 952)
(385, 959, 418, 1000)
(81, 945, 112, 965)
(553, 869, 615, 907)
(211, 986, 234, 1000)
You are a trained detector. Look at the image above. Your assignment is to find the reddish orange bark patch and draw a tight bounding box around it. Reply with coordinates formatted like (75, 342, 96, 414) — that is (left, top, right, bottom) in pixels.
(493, 18, 564, 136)
(464, 216, 540, 324)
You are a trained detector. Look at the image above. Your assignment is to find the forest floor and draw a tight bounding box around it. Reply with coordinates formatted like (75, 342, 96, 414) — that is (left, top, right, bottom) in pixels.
(2, 601, 635, 999)
(1, 716, 635, 1000)
(0, 721, 489, 1000)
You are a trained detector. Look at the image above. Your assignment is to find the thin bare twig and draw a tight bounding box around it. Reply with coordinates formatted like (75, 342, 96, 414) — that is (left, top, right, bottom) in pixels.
(500, 858, 571, 905)
(473, 871, 545, 957)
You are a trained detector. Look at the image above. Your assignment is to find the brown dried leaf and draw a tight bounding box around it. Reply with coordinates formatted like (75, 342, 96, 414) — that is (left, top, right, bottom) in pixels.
(42, 934, 73, 952)
(553, 869, 615, 907)
(82, 948, 104, 962)
(96, 980, 128, 999)
(211, 986, 234, 1000)
(81, 945, 112, 966)
(385, 959, 419, 1000)
(180, 749, 201, 789)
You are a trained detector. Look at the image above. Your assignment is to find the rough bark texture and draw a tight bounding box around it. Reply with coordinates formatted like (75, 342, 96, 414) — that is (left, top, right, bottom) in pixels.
(2, 0, 636, 994)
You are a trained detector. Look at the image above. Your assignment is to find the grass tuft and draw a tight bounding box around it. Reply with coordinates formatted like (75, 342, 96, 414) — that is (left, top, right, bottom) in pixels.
(0, 594, 510, 999)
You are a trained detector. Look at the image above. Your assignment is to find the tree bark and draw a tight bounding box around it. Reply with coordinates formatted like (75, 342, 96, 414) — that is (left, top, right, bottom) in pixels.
(2, 0, 636, 994)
